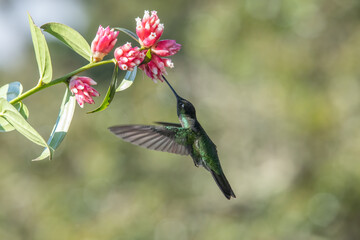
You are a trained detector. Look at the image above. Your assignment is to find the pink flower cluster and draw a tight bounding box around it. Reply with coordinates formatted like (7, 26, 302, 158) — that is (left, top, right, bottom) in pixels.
(135, 10, 164, 48)
(139, 38, 180, 82)
(69, 76, 99, 108)
(69, 10, 180, 108)
(91, 26, 119, 62)
(136, 10, 181, 82)
(114, 42, 146, 71)
(114, 10, 181, 82)
(139, 54, 174, 82)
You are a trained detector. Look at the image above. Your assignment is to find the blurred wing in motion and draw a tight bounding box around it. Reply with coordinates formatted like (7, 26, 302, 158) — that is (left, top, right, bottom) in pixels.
(109, 124, 191, 155)
(154, 121, 182, 127)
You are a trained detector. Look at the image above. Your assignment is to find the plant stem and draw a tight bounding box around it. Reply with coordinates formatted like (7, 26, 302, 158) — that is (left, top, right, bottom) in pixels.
(9, 59, 116, 105)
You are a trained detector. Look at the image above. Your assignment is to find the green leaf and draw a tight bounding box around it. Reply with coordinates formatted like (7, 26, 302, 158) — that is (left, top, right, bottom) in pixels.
(0, 81, 23, 101)
(19, 102, 29, 120)
(28, 14, 53, 84)
(87, 66, 119, 113)
(0, 98, 51, 160)
(138, 49, 152, 66)
(142, 49, 152, 64)
(34, 88, 76, 161)
(116, 67, 137, 92)
(0, 102, 29, 132)
(0, 82, 29, 132)
(41, 22, 91, 61)
(114, 27, 139, 42)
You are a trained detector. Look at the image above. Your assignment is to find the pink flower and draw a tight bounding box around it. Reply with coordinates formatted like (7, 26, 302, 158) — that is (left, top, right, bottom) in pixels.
(114, 42, 146, 71)
(135, 10, 181, 82)
(151, 40, 181, 57)
(69, 76, 100, 108)
(91, 25, 119, 62)
(136, 10, 164, 48)
(139, 54, 174, 82)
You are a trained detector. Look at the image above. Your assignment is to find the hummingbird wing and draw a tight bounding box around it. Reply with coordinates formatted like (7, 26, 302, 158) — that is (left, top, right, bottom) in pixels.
(109, 125, 191, 155)
(154, 121, 182, 127)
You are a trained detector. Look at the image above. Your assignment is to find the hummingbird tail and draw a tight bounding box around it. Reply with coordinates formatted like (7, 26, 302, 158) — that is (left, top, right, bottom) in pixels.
(210, 170, 236, 200)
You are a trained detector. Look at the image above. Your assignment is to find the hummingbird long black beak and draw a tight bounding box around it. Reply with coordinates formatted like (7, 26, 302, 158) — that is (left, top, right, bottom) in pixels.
(162, 75, 181, 100)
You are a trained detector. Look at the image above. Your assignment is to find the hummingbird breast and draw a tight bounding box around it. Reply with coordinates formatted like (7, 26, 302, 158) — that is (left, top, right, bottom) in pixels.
(190, 130, 221, 174)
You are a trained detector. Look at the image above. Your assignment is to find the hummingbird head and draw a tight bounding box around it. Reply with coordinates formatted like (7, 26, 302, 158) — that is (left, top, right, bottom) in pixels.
(177, 97, 196, 118)
(162, 75, 197, 119)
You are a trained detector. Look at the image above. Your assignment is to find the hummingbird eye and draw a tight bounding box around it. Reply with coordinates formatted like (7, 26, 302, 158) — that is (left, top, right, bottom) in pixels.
(181, 103, 185, 108)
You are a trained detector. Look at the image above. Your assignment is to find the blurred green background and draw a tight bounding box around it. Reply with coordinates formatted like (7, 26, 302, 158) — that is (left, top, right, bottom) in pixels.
(1, 0, 360, 239)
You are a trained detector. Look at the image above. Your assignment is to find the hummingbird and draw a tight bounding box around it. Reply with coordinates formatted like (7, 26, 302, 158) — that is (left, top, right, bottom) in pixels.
(109, 76, 236, 199)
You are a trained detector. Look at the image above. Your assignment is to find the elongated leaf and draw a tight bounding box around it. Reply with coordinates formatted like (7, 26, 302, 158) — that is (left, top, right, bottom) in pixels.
(0, 102, 29, 132)
(19, 102, 29, 119)
(28, 14, 52, 84)
(41, 22, 91, 61)
(0, 82, 29, 132)
(116, 67, 137, 92)
(0, 98, 51, 160)
(87, 66, 118, 113)
(0, 82, 22, 101)
(34, 88, 76, 161)
(0, 102, 22, 132)
(114, 27, 139, 42)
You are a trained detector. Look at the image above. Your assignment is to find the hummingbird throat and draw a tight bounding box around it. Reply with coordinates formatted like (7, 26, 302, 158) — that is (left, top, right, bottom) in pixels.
(179, 114, 195, 128)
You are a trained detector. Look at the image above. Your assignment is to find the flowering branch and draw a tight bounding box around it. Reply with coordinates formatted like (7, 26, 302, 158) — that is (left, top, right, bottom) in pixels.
(0, 10, 181, 161)
(9, 59, 115, 105)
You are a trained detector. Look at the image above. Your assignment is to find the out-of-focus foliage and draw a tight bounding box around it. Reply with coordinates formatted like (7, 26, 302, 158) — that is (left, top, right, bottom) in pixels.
(1, 0, 360, 239)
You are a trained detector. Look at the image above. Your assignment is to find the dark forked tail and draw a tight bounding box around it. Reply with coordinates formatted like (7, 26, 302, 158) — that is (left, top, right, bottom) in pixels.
(210, 170, 236, 200)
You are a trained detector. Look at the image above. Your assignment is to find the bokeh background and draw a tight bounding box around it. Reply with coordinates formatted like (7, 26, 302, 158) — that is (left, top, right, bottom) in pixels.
(1, 0, 360, 239)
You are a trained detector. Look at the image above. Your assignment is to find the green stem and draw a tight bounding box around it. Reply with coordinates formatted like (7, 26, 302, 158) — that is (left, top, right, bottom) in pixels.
(10, 59, 116, 105)
(113, 27, 139, 43)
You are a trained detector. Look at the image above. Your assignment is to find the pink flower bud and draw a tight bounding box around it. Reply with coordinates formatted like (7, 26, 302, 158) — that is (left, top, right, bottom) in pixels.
(91, 25, 119, 62)
(69, 76, 100, 108)
(136, 10, 164, 48)
(114, 43, 146, 71)
(139, 54, 174, 82)
(152, 40, 181, 57)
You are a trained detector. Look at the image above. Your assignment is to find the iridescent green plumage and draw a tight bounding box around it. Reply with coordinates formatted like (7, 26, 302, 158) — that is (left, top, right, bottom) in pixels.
(109, 76, 236, 199)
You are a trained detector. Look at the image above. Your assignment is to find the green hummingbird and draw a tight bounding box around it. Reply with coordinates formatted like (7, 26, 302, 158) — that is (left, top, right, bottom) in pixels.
(109, 76, 236, 199)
